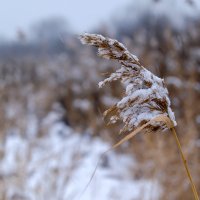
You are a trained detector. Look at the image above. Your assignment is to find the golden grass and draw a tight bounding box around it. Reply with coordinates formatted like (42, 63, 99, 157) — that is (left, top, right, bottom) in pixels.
(80, 33, 199, 200)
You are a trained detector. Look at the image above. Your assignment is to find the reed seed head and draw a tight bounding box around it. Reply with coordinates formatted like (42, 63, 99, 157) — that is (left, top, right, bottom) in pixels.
(80, 33, 177, 133)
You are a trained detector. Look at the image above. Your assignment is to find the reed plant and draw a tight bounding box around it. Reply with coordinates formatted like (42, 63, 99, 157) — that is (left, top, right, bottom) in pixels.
(80, 33, 199, 200)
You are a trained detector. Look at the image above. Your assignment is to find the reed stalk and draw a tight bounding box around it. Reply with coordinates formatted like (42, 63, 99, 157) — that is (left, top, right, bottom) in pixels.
(170, 127, 199, 200)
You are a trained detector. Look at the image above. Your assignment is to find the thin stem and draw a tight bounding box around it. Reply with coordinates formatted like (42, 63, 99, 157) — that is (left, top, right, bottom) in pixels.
(170, 127, 199, 200)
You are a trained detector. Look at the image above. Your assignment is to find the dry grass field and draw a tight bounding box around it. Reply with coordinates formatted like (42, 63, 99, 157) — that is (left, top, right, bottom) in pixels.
(0, 1, 200, 199)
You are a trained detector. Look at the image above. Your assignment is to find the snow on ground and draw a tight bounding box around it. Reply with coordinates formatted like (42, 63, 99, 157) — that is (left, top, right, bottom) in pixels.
(0, 110, 160, 200)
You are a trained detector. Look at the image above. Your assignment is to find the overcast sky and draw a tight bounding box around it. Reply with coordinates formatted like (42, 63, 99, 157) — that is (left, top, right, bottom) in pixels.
(0, 0, 132, 39)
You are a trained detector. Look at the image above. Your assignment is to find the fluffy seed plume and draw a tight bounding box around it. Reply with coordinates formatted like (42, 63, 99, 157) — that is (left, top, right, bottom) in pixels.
(80, 33, 177, 133)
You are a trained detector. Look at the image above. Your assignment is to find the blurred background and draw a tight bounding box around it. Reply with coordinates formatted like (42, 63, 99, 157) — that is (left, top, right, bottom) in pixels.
(0, 0, 200, 199)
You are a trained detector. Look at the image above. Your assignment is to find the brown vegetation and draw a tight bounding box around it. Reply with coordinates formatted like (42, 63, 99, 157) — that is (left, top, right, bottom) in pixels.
(0, 9, 200, 199)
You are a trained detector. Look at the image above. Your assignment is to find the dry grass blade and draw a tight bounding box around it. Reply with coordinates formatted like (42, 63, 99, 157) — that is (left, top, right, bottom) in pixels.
(78, 114, 173, 199)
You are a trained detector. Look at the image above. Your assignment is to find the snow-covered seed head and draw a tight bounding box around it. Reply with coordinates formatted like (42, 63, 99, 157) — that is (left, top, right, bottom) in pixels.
(80, 33, 177, 133)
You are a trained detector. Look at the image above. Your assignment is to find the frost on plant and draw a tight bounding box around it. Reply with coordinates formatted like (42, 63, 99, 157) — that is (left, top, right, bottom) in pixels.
(80, 33, 177, 133)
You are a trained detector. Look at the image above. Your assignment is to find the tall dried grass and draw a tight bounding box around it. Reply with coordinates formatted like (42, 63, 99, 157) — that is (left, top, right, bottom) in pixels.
(80, 33, 199, 200)
(0, 17, 200, 199)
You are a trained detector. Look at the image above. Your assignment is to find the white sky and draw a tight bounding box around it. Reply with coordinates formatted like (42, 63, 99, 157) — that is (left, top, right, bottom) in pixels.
(0, 0, 132, 39)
